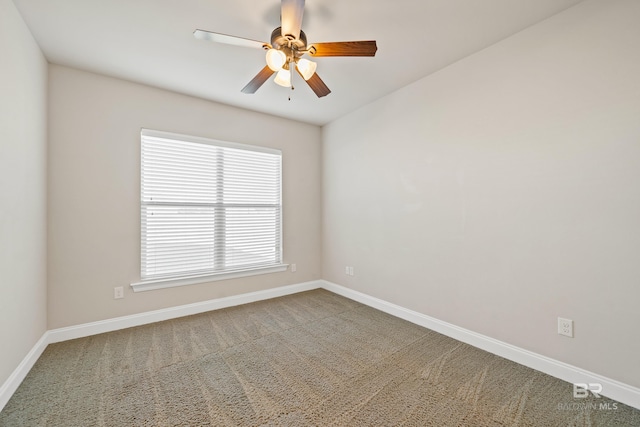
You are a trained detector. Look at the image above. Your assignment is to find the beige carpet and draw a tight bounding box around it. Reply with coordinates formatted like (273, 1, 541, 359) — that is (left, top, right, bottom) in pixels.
(1, 289, 638, 426)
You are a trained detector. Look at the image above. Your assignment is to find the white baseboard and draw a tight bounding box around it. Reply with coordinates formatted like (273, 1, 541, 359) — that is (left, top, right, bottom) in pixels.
(320, 280, 640, 410)
(47, 280, 322, 344)
(0, 332, 49, 412)
(3, 279, 638, 412)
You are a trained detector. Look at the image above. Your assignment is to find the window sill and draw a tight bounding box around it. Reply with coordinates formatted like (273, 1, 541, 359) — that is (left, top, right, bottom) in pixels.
(130, 264, 289, 292)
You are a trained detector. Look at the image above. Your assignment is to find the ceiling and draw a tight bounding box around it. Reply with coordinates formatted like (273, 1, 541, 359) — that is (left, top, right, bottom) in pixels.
(13, 0, 584, 126)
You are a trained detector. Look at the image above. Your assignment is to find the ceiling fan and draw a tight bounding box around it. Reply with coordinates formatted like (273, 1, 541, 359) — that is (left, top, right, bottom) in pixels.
(193, 0, 377, 98)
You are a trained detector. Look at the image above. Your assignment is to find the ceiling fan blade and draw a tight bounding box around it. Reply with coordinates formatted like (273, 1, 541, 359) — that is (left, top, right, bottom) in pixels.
(281, 0, 305, 40)
(194, 29, 268, 49)
(309, 41, 377, 57)
(297, 70, 331, 98)
(241, 66, 275, 94)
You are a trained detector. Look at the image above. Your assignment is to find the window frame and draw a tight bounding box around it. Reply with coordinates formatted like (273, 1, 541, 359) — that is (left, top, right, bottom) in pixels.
(131, 129, 287, 292)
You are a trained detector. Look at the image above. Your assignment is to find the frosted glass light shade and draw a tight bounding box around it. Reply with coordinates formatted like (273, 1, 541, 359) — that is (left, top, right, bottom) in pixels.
(274, 68, 291, 87)
(296, 58, 317, 80)
(266, 49, 286, 71)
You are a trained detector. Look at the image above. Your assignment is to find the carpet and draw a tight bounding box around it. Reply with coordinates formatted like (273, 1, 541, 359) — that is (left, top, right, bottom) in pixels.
(1, 289, 638, 426)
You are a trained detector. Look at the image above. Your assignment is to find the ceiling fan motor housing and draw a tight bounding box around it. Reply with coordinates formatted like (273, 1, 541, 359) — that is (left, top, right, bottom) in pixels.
(270, 27, 308, 59)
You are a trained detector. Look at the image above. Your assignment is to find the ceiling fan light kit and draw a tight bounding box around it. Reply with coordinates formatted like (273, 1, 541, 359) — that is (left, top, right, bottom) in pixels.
(296, 58, 317, 81)
(194, 0, 377, 98)
(274, 66, 292, 88)
(266, 48, 287, 72)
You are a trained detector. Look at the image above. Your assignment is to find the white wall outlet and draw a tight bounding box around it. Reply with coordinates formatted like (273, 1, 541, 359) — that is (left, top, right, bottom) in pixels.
(348, 266, 354, 276)
(345, 266, 350, 275)
(291, 263, 297, 272)
(558, 317, 573, 337)
(114, 286, 124, 299)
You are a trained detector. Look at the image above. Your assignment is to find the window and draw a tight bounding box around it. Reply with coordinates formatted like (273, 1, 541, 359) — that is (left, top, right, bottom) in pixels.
(134, 129, 284, 291)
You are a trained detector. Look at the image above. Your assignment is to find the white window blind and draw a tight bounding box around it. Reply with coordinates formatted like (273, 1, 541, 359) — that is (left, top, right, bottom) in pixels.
(140, 129, 282, 281)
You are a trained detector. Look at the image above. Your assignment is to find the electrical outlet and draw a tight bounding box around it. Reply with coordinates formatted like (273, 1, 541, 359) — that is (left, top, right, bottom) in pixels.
(291, 263, 297, 272)
(348, 266, 354, 276)
(345, 266, 350, 275)
(558, 317, 573, 337)
(114, 286, 124, 299)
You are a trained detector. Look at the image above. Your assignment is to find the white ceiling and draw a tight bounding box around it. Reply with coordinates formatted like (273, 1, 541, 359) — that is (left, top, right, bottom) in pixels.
(14, 0, 584, 126)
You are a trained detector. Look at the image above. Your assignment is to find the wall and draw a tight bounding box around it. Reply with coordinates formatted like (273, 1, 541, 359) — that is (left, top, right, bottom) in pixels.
(323, 0, 640, 388)
(48, 65, 321, 328)
(0, 0, 48, 386)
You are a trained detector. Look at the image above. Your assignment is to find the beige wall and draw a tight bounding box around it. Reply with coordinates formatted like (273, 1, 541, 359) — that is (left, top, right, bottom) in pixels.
(0, 0, 48, 386)
(323, 0, 640, 388)
(48, 65, 322, 328)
